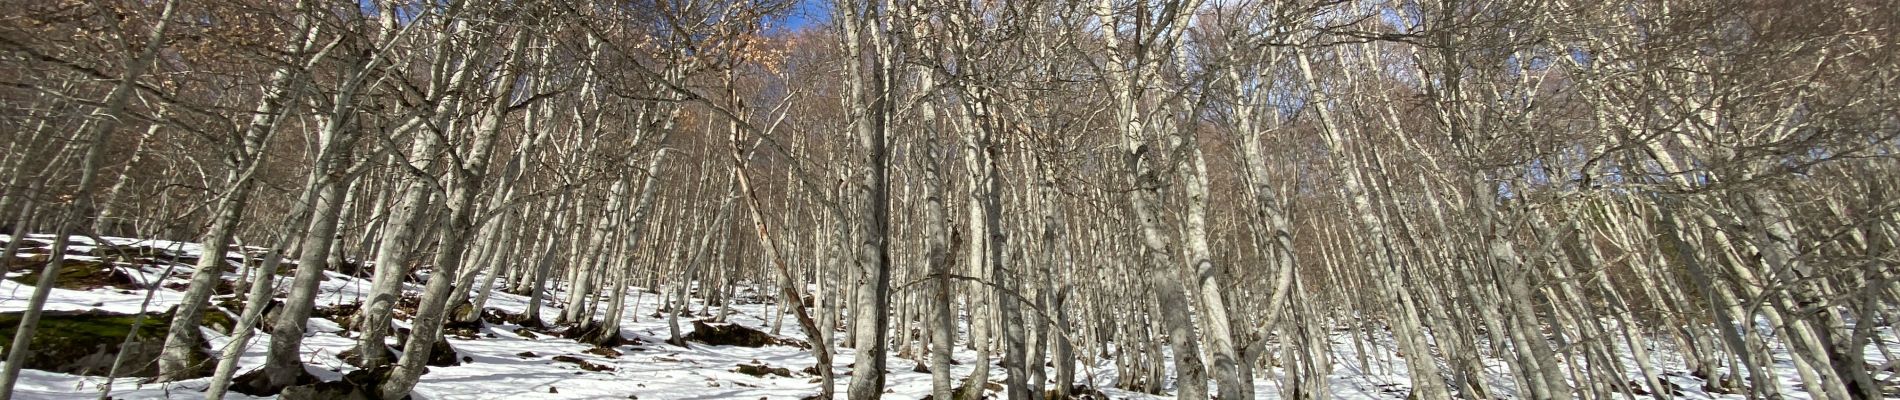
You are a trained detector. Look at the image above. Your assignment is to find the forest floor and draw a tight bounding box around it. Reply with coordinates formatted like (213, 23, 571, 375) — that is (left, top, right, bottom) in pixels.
(0, 234, 1889, 399)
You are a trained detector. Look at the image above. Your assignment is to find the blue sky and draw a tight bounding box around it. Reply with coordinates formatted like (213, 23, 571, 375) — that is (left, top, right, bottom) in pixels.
(766, 0, 830, 32)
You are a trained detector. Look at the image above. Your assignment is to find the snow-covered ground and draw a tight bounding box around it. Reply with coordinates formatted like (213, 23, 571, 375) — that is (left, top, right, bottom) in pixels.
(0, 234, 1891, 399)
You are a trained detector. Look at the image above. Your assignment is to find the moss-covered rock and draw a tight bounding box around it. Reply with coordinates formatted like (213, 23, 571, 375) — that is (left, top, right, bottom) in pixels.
(551, 355, 613, 372)
(478, 307, 523, 325)
(564, 320, 631, 347)
(162, 278, 236, 297)
(6, 260, 142, 290)
(392, 328, 461, 367)
(584, 346, 623, 358)
(0, 309, 210, 378)
(87, 244, 196, 265)
(339, 345, 397, 368)
(4, 253, 49, 271)
(278, 365, 409, 400)
(231, 365, 320, 397)
(199, 306, 239, 334)
(0, 238, 50, 250)
(442, 302, 483, 339)
(682, 319, 804, 348)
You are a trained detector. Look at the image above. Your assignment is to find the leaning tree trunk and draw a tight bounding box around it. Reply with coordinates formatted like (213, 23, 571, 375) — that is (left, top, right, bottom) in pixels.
(520, 194, 568, 326)
(262, 115, 362, 391)
(584, 147, 668, 346)
(734, 128, 837, 398)
(260, 36, 393, 390)
(202, 160, 319, 398)
(157, 7, 318, 378)
(355, 16, 488, 366)
(1182, 129, 1247, 400)
(1291, 46, 1451, 399)
(378, 29, 528, 398)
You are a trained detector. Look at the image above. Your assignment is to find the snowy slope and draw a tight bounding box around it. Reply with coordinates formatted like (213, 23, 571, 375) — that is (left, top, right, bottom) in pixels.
(0, 234, 1890, 399)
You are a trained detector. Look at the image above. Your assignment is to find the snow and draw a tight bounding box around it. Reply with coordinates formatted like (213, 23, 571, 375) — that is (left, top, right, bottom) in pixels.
(1, 234, 1892, 399)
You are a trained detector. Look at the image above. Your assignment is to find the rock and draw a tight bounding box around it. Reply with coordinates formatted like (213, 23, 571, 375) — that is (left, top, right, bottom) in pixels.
(514, 327, 540, 339)
(230, 366, 320, 397)
(89, 245, 195, 265)
(391, 328, 461, 367)
(339, 346, 396, 368)
(0, 309, 210, 378)
(681, 319, 799, 348)
(280, 380, 373, 400)
(0, 238, 49, 250)
(932, 381, 1005, 400)
(585, 346, 623, 358)
(4, 253, 49, 270)
(517, 351, 538, 358)
(552, 355, 615, 372)
(443, 301, 481, 332)
(278, 365, 409, 400)
(425, 340, 461, 367)
(479, 307, 519, 325)
(564, 320, 630, 347)
(194, 306, 239, 335)
(161, 278, 237, 297)
(734, 363, 793, 378)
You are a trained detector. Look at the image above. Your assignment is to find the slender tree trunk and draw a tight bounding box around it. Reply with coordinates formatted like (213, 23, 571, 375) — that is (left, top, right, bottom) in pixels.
(263, 117, 361, 390)
(840, 1, 896, 397)
(206, 228, 302, 400)
(356, 17, 490, 365)
(157, 12, 317, 377)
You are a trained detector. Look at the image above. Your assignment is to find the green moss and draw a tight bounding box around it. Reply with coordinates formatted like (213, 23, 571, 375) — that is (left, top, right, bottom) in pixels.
(0, 309, 201, 378)
(0, 310, 164, 339)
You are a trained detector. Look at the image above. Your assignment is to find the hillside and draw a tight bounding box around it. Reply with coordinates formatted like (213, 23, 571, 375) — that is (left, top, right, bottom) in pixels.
(5, 234, 1882, 399)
